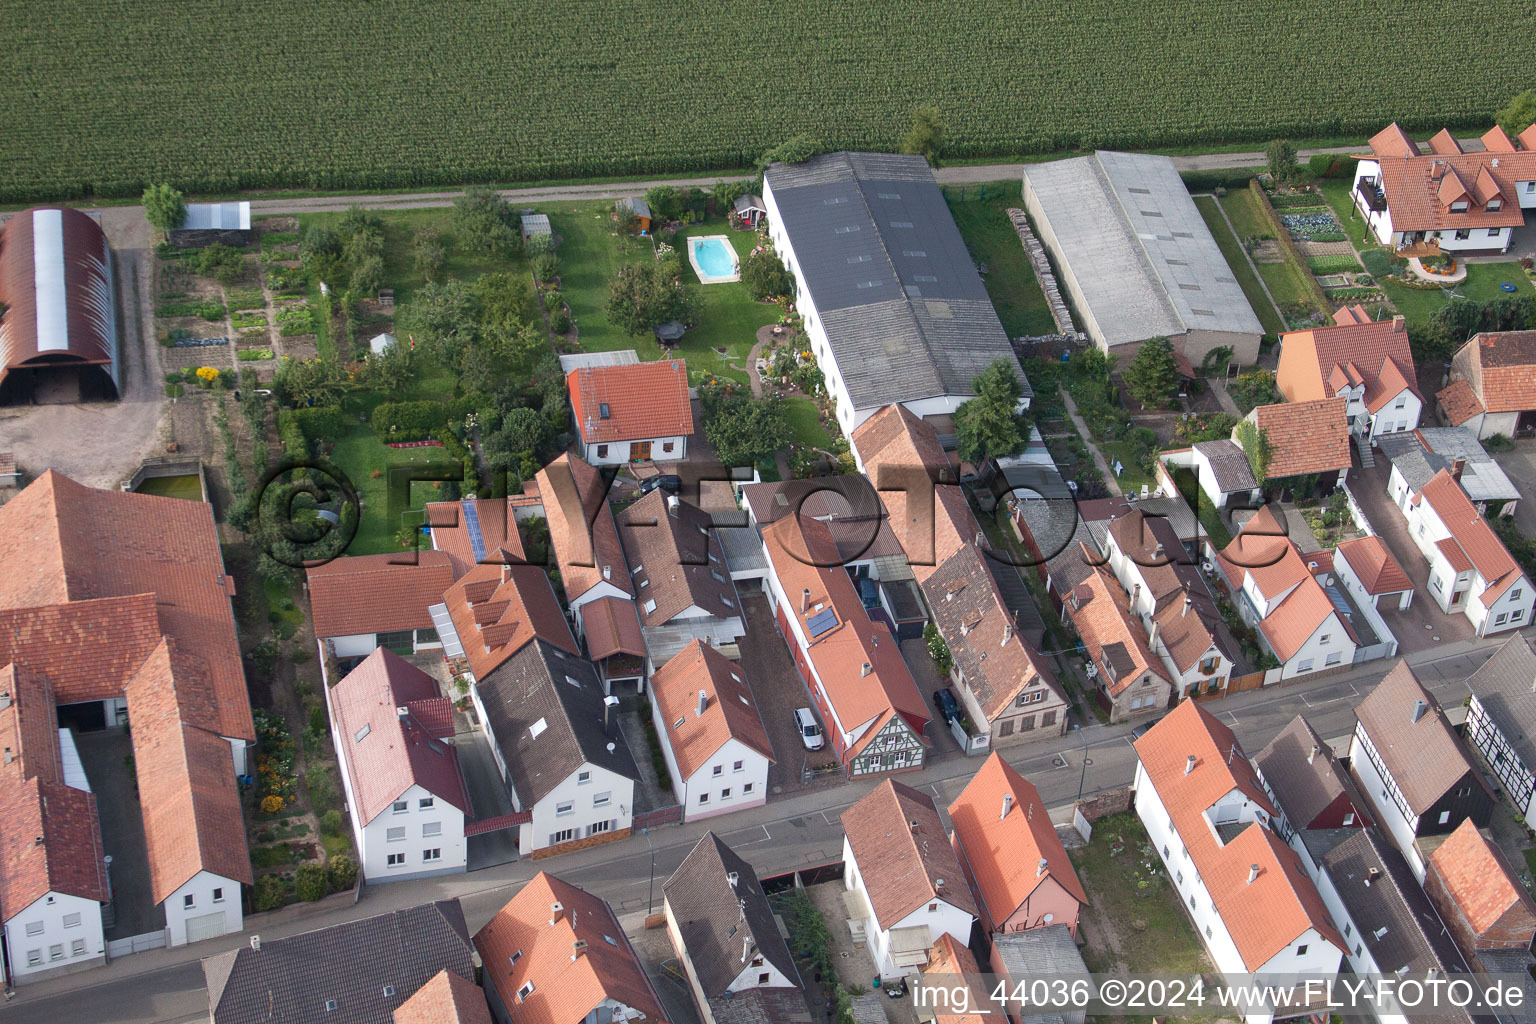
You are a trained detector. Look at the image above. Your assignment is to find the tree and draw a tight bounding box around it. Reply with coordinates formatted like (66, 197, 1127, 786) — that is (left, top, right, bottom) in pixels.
(191, 243, 245, 285)
(645, 185, 684, 222)
(273, 356, 351, 408)
(483, 407, 553, 471)
(755, 134, 822, 176)
(1265, 139, 1298, 183)
(741, 248, 793, 301)
(398, 278, 479, 373)
(1121, 336, 1181, 409)
(350, 252, 383, 295)
(1233, 420, 1273, 482)
(1496, 89, 1536, 137)
(954, 359, 1026, 465)
(702, 391, 792, 469)
(606, 261, 692, 337)
(474, 271, 535, 329)
(453, 185, 520, 258)
(898, 105, 945, 167)
(142, 183, 186, 232)
(300, 225, 345, 283)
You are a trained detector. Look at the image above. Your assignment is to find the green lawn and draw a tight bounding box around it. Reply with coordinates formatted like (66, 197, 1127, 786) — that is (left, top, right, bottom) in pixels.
(1070, 813, 1208, 975)
(1218, 187, 1275, 240)
(1381, 263, 1535, 331)
(1098, 440, 1152, 493)
(1316, 178, 1375, 250)
(327, 416, 460, 555)
(1256, 260, 1319, 309)
(134, 473, 205, 502)
(550, 204, 770, 384)
(782, 395, 835, 450)
(1192, 195, 1285, 335)
(947, 190, 1058, 337)
(263, 576, 304, 639)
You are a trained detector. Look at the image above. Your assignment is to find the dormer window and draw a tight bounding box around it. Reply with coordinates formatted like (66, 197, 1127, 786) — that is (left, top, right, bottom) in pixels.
(1450, 200, 1469, 213)
(1488, 198, 1503, 211)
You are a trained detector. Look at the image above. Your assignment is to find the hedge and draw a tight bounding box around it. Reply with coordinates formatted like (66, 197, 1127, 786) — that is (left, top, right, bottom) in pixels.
(290, 405, 344, 441)
(1308, 154, 1357, 179)
(277, 410, 310, 462)
(1180, 167, 1259, 193)
(373, 400, 448, 441)
(1248, 180, 1332, 317)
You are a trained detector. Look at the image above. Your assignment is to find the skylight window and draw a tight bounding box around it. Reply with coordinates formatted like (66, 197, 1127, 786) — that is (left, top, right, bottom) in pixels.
(834, 226, 860, 234)
(353, 724, 371, 743)
(529, 718, 548, 740)
(902, 250, 927, 257)
(877, 192, 901, 199)
(598, 403, 610, 419)
(643, 599, 657, 614)
(824, 196, 847, 205)
(913, 275, 937, 282)
(889, 221, 913, 228)
(847, 255, 871, 263)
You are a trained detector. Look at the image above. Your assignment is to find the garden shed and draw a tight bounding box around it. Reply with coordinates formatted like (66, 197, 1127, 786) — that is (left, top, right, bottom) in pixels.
(616, 196, 651, 232)
(519, 211, 551, 240)
(733, 193, 767, 227)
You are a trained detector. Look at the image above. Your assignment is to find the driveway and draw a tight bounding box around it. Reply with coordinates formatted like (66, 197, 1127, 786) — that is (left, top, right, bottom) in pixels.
(457, 731, 520, 870)
(1490, 438, 1536, 537)
(76, 729, 164, 939)
(898, 637, 963, 759)
(735, 592, 840, 796)
(1349, 462, 1475, 651)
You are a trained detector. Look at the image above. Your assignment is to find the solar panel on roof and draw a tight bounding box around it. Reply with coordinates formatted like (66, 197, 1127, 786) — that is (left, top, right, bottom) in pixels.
(807, 607, 838, 637)
(462, 498, 486, 562)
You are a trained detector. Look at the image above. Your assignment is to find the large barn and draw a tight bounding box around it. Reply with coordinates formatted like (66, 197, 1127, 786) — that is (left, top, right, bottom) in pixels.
(0, 207, 119, 404)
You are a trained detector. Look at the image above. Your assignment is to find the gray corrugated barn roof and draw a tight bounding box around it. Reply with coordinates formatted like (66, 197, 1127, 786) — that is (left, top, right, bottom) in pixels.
(182, 201, 250, 231)
(764, 152, 1029, 413)
(1023, 152, 1262, 348)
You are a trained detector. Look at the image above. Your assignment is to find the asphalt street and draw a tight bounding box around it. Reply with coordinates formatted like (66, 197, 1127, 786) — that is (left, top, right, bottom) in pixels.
(7, 636, 1503, 1024)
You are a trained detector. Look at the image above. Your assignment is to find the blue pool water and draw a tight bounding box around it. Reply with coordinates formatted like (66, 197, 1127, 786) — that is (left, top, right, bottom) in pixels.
(691, 236, 738, 280)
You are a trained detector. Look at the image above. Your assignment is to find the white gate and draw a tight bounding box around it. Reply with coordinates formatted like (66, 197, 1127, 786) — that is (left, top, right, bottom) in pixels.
(185, 912, 229, 944)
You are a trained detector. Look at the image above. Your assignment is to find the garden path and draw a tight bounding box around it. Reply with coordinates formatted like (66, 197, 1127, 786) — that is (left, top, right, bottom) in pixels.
(1058, 387, 1117, 486)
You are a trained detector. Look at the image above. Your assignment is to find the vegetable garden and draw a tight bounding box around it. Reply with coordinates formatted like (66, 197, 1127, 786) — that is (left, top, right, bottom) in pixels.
(3, 1, 1531, 202)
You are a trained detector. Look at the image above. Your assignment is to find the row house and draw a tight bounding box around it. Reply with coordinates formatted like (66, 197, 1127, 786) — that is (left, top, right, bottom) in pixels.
(1463, 635, 1536, 830)
(1063, 558, 1173, 722)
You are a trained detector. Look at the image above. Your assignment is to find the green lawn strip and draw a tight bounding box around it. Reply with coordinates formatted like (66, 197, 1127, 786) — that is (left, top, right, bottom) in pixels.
(1380, 264, 1534, 331)
(947, 192, 1057, 337)
(1192, 196, 1285, 335)
(263, 576, 304, 639)
(1255, 261, 1318, 308)
(327, 417, 458, 555)
(1316, 178, 1375, 250)
(1071, 813, 1208, 974)
(782, 395, 835, 449)
(1098, 440, 1152, 493)
(1525, 847, 1536, 880)
(1218, 188, 1274, 240)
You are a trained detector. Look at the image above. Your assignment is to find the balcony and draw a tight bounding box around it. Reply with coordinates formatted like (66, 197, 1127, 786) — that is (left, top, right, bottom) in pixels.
(1355, 176, 1388, 213)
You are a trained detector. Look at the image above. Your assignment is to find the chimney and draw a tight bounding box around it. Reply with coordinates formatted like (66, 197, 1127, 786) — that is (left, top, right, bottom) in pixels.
(860, 662, 871, 677)
(667, 494, 680, 515)
(800, 588, 811, 613)
(1154, 542, 1164, 560)
(549, 901, 564, 925)
(934, 877, 945, 892)
(1451, 456, 1466, 483)
(697, 690, 708, 717)
(396, 706, 409, 718)
(727, 871, 739, 887)
(974, 532, 984, 548)
(1411, 699, 1427, 723)
(1036, 857, 1049, 878)
(572, 939, 588, 961)
(1391, 314, 1406, 334)
(1366, 867, 1380, 886)
(1247, 864, 1260, 884)
(501, 563, 512, 583)
(1308, 744, 1319, 765)
(1132, 582, 1142, 607)
(1000, 794, 1014, 819)
(604, 694, 620, 735)
(1148, 619, 1161, 650)
(602, 564, 611, 580)
(1185, 754, 1196, 775)
(1182, 595, 1192, 618)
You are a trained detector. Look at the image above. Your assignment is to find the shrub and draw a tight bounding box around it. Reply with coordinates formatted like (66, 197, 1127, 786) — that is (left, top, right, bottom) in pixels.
(254, 875, 288, 912)
(1308, 153, 1355, 179)
(237, 348, 274, 361)
(550, 309, 572, 333)
(320, 809, 344, 836)
(924, 621, 952, 676)
(307, 703, 326, 734)
(260, 795, 284, 814)
(373, 400, 448, 441)
(327, 854, 359, 892)
(1179, 168, 1257, 192)
(1359, 249, 1404, 278)
(531, 252, 560, 282)
(295, 864, 328, 902)
(544, 291, 564, 311)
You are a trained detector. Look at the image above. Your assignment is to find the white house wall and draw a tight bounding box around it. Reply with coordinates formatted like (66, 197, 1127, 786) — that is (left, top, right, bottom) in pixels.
(164, 870, 242, 947)
(525, 762, 634, 855)
(582, 434, 689, 467)
(1366, 391, 1422, 440)
(2, 891, 103, 984)
(1348, 727, 1426, 880)
(842, 835, 973, 980)
(357, 782, 467, 882)
(329, 633, 379, 659)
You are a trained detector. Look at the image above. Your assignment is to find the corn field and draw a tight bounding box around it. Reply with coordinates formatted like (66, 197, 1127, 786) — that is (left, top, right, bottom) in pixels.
(3, 1, 1532, 203)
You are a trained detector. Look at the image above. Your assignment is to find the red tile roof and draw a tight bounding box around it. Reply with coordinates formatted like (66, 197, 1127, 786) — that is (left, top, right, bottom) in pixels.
(1257, 575, 1341, 663)
(852, 404, 957, 571)
(650, 640, 774, 779)
(1448, 331, 1536, 415)
(306, 552, 455, 639)
(948, 754, 1086, 928)
(1426, 819, 1536, 938)
(842, 780, 977, 929)
(1066, 561, 1163, 696)
(1247, 399, 1352, 480)
(1277, 317, 1416, 409)
(615, 491, 737, 627)
(475, 872, 669, 1024)
(427, 491, 534, 577)
(0, 664, 109, 919)
(1363, 124, 1536, 232)
(0, 470, 253, 741)
(536, 455, 633, 604)
(1420, 468, 1525, 603)
(921, 934, 992, 1024)
(1214, 506, 1304, 600)
(577, 597, 645, 660)
(393, 968, 493, 1024)
(762, 515, 929, 739)
(444, 564, 578, 681)
(331, 648, 468, 826)
(1335, 536, 1413, 595)
(0, 594, 165, 708)
(127, 639, 253, 902)
(568, 360, 694, 445)
(1134, 702, 1344, 969)
(1436, 379, 1485, 425)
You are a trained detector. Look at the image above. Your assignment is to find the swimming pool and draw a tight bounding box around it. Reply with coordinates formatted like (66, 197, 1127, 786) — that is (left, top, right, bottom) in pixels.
(688, 235, 741, 283)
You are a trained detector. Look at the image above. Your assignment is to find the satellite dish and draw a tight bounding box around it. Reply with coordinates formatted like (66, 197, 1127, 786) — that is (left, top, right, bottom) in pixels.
(607, 742, 616, 753)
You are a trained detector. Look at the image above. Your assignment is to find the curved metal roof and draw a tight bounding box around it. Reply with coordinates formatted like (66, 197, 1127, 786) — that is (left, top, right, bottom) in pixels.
(0, 207, 117, 388)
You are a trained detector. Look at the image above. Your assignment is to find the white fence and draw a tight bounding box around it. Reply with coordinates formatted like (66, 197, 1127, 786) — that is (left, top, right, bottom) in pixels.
(106, 930, 166, 958)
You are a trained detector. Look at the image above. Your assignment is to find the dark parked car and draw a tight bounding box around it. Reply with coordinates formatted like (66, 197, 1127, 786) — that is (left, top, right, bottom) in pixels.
(639, 474, 682, 496)
(1130, 715, 1165, 741)
(932, 687, 959, 724)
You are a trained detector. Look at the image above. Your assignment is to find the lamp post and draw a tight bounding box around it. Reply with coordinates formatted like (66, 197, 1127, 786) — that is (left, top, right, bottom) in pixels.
(643, 827, 656, 914)
(1074, 723, 1091, 804)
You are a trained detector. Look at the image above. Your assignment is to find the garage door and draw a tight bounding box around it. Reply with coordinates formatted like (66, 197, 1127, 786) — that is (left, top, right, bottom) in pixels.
(186, 912, 228, 944)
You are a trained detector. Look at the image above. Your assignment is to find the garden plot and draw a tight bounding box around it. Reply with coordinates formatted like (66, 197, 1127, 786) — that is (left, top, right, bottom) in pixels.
(1281, 210, 1344, 242)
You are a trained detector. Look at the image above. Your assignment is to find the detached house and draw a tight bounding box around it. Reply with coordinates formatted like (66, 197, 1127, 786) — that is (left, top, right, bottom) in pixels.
(1349, 662, 1493, 879)
(1422, 819, 1536, 970)
(948, 753, 1086, 937)
(1253, 715, 1372, 849)
(1133, 702, 1346, 998)
(1462, 635, 1536, 830)
(328, 649, 468, 882)
(1064, 560, 1173, 722)
(1352, 123, 1536, 255)
(567, 359, 694, 465)
(663, 833, 808, 1024)
(1238, 398, 1353, 496)
(1214, 507, 1360, 679)
(650, 640, 774, 820)
(1436, 330, 1536, 440)
(615, 491, 744, 668)
(1332, 535, 1415, 613)
(1395, 467, 1533, 635)
(1187, 439, 1261, 511)
(1276, 310, 1419, 444)
(475, 872, 668, 1024)
(841, 780, 978, 980)
(1378, 426, 1520, 519)
(761, 513, 930, 778)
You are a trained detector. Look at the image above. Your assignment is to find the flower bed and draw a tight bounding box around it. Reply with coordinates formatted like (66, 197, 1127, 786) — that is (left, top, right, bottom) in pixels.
(253, 707, 299, 817)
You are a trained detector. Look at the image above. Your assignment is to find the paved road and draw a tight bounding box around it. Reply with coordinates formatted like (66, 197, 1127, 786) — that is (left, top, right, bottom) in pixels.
(239, 146, 1362, 215)
(7, 634, 1506, 1023)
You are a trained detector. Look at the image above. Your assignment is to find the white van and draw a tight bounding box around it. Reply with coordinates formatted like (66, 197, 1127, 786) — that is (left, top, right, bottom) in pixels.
(793, 708, 824, 750)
